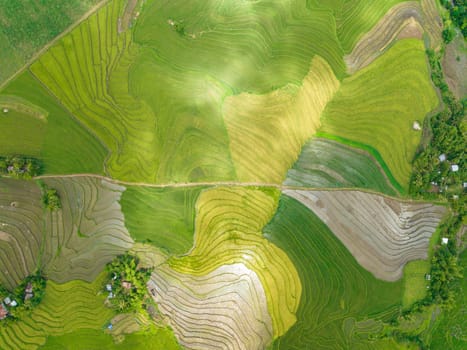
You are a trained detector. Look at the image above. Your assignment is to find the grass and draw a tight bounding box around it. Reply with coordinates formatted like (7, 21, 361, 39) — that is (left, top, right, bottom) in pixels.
(41, 327, 181, 350)
(0, 71, 107, 175)
(402, 260, 431, 308)
(168, 187, 302, 338)
(0, 272, 114, 350)
(263, 194, 403, 349)
(223, 56, 339, 183)
(284, 137, 398, 195)
(0, 0, 101, 85)
(120, 186, 203, 255)
(320, 39, 438, 188)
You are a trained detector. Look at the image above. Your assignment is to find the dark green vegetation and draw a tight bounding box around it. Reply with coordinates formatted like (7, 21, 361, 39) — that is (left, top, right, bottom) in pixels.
(0, 155, 41, 178)
(40, 185, 61, 211)
(0, 72, 107, 175)
(440, 0, 467, 38)
(284, 138, 397, 195)
(121, 186, 202, 255)
(263, 194, 403, 349)
(430, 249, 467, 349)
(410, 49, 466, 200)
(105, 254, 152, 312)
(0, 0, 100, 84)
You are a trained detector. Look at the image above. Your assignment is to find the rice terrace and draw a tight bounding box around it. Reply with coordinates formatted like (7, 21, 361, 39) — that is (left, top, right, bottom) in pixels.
(0, 0, 465, 349)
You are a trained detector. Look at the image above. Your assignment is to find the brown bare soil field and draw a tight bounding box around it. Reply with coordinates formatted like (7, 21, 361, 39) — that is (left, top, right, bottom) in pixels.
(149, 263, 273, 350)
(284, 190, 447, 281)
(345, 0, 442, 74)
(0, 179, 43, 290)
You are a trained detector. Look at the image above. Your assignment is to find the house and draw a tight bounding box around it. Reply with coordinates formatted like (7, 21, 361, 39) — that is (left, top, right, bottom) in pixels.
(122, 281, 132, 289)
(0, 304, 8, 320)
(453, 195, 459, 200)
(463, 182, 467, 189)
(3, 297, 11, 305)
(451, 164, 459, 172)
(105, 284, 112, 292)
(425, 274, 431, 281)
(412, 121, 421, 131)
(438, 154, 446, 162)
(10, 300, 17, 307)
(24, 282, 33, 301)
(442, 237, 449, 245)
(2, 108, 8, 113)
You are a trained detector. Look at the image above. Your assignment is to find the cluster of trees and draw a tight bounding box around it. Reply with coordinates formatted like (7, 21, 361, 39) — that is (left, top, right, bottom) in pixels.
(0, 273, 47, 324)
(409, 49, 466, 198)
(0, 156, 41, 179)
(40, 185, 61, 211)
(440, 0, 466, 39)
(105, 254, 153, 312)
(426, 215, 464, 309)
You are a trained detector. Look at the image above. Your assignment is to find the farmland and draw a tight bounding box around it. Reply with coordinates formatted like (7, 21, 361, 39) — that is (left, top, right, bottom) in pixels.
(0, 0, 101, 85)
(0, 0, 462, 348)
(320, 39, 439, 187)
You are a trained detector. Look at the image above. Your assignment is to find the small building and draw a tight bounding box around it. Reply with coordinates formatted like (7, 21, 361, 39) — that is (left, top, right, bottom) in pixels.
(2, 108, 8, 113)
(121, 281, 132, 290)
(425, 274, 431, 281)
(3, 297, 11, 305)
(463, 182, 467, 189)
(441, 237, 449, 245)
(108, 292, 114, 299)
(107, 323, 113, 330)
(24, 282, 33, 301)
(412, 121, 421, 131)
(451, 164, 459, 172)
(10, 300, 17, 307)
(0, 304, 8, 320)
(453, 195, 459, 200)
(438, 154, 446, 162)
(105, 284, 112, 292)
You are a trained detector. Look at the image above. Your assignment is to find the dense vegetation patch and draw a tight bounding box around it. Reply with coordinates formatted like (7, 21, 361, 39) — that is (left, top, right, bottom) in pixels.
(105, 254, 153, 312)
(440, 0, 466, 39)
(410, 49, 466, 200)
(0, 155, 41, 178)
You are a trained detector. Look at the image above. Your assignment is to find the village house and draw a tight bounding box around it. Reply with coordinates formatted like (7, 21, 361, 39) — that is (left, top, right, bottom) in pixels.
(441, 237, 449, 245)
(450, 164, 459, 172)
(24, 282, 33, 301)
(438, 154, 446, 162)
(0, 304, 8, 320)
(122, 281, 132, 290)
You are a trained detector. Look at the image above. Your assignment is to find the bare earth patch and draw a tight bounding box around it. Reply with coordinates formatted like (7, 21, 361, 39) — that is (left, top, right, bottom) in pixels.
(284, 190, 447, 281)
(345, 0, 442, 74)
(149, 263, 273, 350)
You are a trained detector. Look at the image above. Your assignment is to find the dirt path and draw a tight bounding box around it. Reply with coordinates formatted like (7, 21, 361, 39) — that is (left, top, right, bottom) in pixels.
(33, 173, 445, 204)
(0, 0, 110, 91)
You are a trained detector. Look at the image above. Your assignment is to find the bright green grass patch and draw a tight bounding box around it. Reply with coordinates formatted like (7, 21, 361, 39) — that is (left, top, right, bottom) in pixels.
(0, 272, 114, 349)
(41, 327, 181, 350)
(0, 71, 106, 174)
(135, 0, 346, 91)
(430, 250, 467, 349)
(284, 137, 397, 195)
(121, 186, 203, 255)
(0, 0, 100, 84)
(320, 39, 438, 188)
(402, 260, 431, 308)
(263, 194, 403, 349)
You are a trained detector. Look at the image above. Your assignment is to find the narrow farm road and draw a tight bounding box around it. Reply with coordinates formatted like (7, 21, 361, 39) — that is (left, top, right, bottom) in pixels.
(33, 173, 440, 204)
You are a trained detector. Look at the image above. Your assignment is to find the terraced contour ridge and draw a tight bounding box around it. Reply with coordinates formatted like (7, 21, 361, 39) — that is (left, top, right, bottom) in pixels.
(149, 263, 273, 350)
(284, 190, 447, 281)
